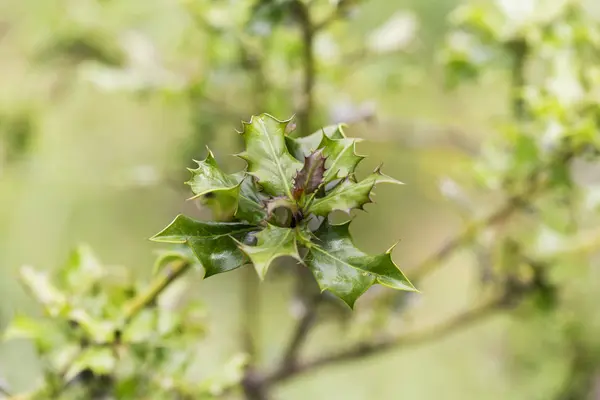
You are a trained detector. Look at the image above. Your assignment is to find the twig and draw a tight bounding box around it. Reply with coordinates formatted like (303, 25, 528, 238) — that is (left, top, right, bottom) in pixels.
(122, 259, 191, 323)
(241, 266, 261, 359)
(291, 0, 315, 137)
(408, 194, 528, 281)
(263, 295, 504, 384)
(0, 384, 11, 397)
(280, 294, 322, 370)
(314, 0, 352, 32)
(409, 141, 577, 282)
(507, 39, 529, 120)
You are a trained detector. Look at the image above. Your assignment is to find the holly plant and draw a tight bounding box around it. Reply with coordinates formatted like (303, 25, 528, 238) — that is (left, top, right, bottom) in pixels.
(152, 113, 416, 308)
(2, 246, 247, 399)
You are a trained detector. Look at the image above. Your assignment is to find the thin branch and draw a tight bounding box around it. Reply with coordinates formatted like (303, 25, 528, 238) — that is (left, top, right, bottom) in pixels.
(264, 295, 504, 385)
(314, 0, 352, 32)
(0, 384, 11, 397)
(532, 227, 600, 263)
(408, 194, 527, 282)
(291, 0, 315, 136)
(407, 36, 533, 282)
(280, 294, 322, 370)
(507, 39, 529, 120)
(122, 259, 191, 323)
(241, 266, 261, 359)
(409, 143, 576, 282)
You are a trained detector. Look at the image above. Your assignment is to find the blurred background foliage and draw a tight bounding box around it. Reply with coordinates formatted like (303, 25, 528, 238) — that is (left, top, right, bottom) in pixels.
(1, 0, 600, 399)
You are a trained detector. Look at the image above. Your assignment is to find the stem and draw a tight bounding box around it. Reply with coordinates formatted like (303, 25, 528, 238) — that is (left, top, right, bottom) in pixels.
(122, 259, 191, 323)
(241, 266, 261, 359)
(0, 386, 11, 397)
(408, 192, 529, 281)
(292, 0, 315, 137)
(314, 0, 351, 32)
(280, 294, 321, 370)
(507, 39, 529, 120)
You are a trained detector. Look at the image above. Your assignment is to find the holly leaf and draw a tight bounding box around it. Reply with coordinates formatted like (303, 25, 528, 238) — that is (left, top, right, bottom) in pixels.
(324, 124, 347, 139)
(187, 149, 240, 218)
(286, 131, 322, 160)
(151, 215, 256, 277)
(304, 226, 375, 309)
(285, 123, 349, 161)
(292, 150, 326, 199)
(65, 347, 117, 382)
(237, 224, 301, 280)
(3, 314, 58, 349)
(58, 245, 104, 296)
(19, 265, 68, 317)
(308, 167, 403, 216)
(306, 220, 416, 308)
(319, 134, 364, 183)
(237, 114, 302, 198)
(235, 173, 267, 224)
(152, 246, 197, 275)
(68, 309, 115, 343)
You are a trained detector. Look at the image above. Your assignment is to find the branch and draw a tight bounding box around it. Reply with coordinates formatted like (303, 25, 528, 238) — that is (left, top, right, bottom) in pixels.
(406, 36, 533, 282)
(409, 143, 576, 282)
(122, 259, 191, 323)
(280, 294, 322, 370)
(291, 0, 315, 137)
(314, 0, 352, 32)
(241, 266, 261, 359)
(264, 295, 504, 384)
(0, 383, 11, 397)
(536, 227, 600, 263)
(408, 194, 528, 282)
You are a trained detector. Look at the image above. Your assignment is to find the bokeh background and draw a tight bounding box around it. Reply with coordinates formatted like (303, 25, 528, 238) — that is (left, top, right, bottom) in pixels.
(1, 0, 599, 399)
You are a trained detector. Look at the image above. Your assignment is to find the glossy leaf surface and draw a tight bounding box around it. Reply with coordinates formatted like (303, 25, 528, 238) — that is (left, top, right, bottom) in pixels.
(308, 168, 403, 216)
(238, 224, 301, 279)
(238, 114, 302, 198)
(151, 215, 256, 277)
(306, 220, 416, 308)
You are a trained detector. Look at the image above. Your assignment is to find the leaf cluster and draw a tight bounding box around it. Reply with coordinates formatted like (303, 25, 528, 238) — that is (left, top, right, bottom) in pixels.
(2, 247, 246, 399)
(153, 114, 416, 308)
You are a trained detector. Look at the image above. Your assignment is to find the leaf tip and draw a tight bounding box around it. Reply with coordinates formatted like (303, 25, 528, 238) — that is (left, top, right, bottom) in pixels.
(386, 241, 400, 254)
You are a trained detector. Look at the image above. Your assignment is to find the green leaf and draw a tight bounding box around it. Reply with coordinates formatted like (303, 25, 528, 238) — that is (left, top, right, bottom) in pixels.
(323, 124, 348, 139)
(187, 149, 241, 220)
(152, 247, 196, 275)
(151, 215, 256, 277)
(286, 131, 322, 161)
(237, 224, 301, 280)
(49, 344, 80, 372)
(199, 353, 250, 397)
(122, 309, 156, 343)
(234, 173, 267, 224)
(292, 150, 326, 199)
(59, 245, 104, 295)
(308, 167, 403, 216)
(3, 314, 44, 341)
(3, 314, 58, 350)
(19, 265, 68, 317)
(319, 134, 364, 183)
(304, 241, 374, 308)
(3, 315, 64, 354)
(65, 347, 117, 381)
(237, 114, 302, 198)
(68, 309, 115, 343)
(306, 220, 416, 308)
(285, 123, 348, 160)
